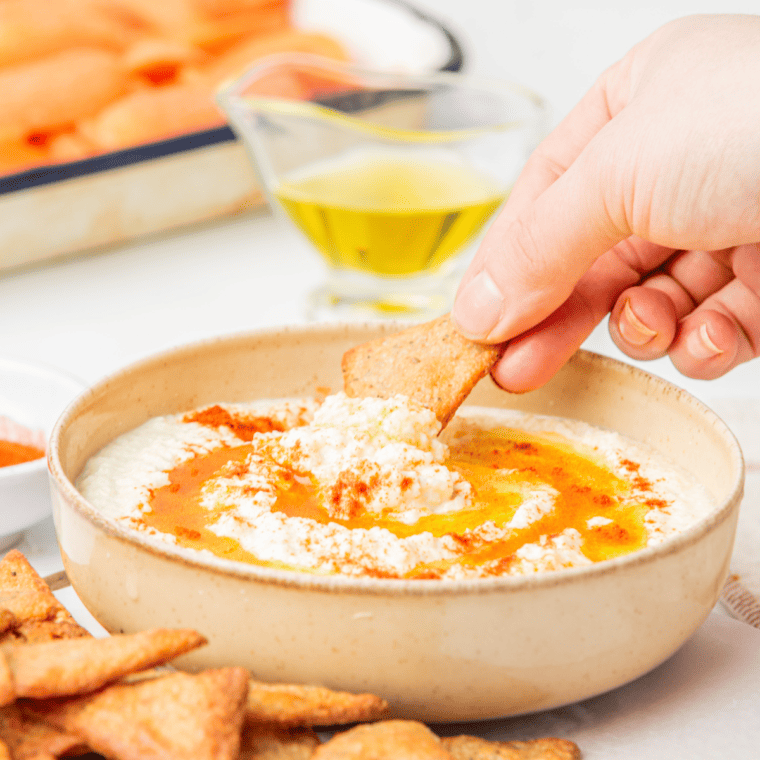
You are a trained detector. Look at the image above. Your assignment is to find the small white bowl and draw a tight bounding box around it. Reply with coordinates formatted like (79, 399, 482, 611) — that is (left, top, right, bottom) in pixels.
(0, 357, 86, 550)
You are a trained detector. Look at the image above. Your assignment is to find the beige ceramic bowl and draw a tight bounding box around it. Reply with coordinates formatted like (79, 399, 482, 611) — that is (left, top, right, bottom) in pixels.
(48, 324, 743, 722)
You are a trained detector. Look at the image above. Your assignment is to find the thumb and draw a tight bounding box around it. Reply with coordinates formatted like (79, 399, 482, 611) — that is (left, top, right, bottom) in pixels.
(452, 127, 631, 344)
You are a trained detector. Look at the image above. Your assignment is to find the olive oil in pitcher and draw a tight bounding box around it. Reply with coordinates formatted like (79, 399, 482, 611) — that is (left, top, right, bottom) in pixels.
(273, 150, 506, 278)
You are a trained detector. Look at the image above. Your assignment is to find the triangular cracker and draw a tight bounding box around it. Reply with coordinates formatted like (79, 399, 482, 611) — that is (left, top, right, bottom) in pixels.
(0, 552, 89, 644)
(29, 667, 249, 760)
(239, 724, 321, 760)
(0, 704, 87, 760)
(312, 720, 451, 760)
(3, 628, 206, 699)
(342, 314, 502, 428)
(0, 612, 16, 639)
(245, 679, 388, 727)
(0, 655, 12, 708)
(441, 735, 581, 760)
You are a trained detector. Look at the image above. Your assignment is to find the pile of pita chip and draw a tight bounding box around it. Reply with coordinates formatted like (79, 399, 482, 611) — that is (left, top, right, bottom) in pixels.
(310, 721, 581, 760)
(0, 550, 580, 760)
(342, 314, 504, 429)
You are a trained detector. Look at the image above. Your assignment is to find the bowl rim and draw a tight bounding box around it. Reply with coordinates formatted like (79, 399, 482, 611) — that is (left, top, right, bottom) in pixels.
(48, 323, 745, 597)
(0, 355, 86, 482)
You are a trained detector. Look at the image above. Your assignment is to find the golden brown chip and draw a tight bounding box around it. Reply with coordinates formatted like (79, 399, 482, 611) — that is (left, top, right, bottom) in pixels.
(3, 628, 206, 699)
(0, 551, 90, 644)
(441, 735, 581, 760)
(0, 612, 15, 638)
(0, 654, 12, 707)
(239, 724, 321, 760)
(245, 680, 388, 727)
(342, 315, 503, 428)
(312, 720, 450, 760)
(30, 667, 249, 760)
(0, 703, 87, 760)
(4, 619, 92, 646)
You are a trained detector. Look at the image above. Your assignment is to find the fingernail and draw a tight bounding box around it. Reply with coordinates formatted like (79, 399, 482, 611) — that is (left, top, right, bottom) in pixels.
(685, 323, 723, 360)
(618, 300, 657, 346)
(452, 269, 503, 339)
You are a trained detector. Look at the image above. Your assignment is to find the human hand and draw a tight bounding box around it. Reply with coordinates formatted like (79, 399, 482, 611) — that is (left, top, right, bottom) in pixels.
(452, 14, 760, 391)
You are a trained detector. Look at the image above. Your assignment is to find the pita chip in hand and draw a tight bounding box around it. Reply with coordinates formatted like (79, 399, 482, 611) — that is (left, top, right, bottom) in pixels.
(342, 314, 502, 428)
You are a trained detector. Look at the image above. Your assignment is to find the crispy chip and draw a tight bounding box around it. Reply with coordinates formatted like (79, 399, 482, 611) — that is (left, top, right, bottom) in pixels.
(0, 612, 15, 638)
(441, 735, 581, 760)
(0, 654, 12, 708)
(0, 551, 90, 644)
(312, 720, 450, 760)
(239, 724, 321, 760)
(3, 628, 206, 699)
(245, 679, 388, 727)
(0, 704, 86, 760)
(4, 619, 93, 646)
(342, 315, 503, 427)
(30, 667, 249, 760)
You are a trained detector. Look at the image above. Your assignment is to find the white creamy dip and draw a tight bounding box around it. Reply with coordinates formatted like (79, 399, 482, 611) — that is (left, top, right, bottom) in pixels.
(77, 393, 715, 579)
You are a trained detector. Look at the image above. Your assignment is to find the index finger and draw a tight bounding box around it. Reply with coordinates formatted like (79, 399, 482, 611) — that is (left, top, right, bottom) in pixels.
(460, 61, 627, 286)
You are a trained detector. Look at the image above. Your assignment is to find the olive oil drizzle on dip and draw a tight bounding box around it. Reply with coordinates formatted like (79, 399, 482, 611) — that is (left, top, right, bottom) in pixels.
(143, 408, 655, 578)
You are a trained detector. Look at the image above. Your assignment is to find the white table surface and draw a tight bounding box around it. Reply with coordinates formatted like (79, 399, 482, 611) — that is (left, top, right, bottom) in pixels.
(2, 0, 760, 756)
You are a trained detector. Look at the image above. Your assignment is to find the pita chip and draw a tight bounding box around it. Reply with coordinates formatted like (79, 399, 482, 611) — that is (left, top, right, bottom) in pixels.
(238, 724, 320, 760)
(3, 628, 206, 699)
(0, 612, 15, 639)
(342, 314, 503, 428)
(441, 735, 581, 760)
(30, 667, 249, 760)
(0, 551, 89, 645)
(0, 704, 87, 760)
(245, 679, 388, 727)
(0, 655, 12, 708)
(312, 720, 450, 760)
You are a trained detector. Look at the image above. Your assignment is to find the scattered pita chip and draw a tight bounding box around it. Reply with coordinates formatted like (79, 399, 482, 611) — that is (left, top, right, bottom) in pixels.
(0, 703, 87, 760)
(0, 551, 90, 645)
(312, 720, 451, 760)
(0, 612, 15, 638)
(30, 667, 249, 760)
(3, 619, 92, 646)
(3, 628, 206, 699)
(441, 735, 581, 760)
(245, 679, 388, 727)
(0, 654, 12, 708)
(238, 724, 320, 760)
(342, 315, 503, 428)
